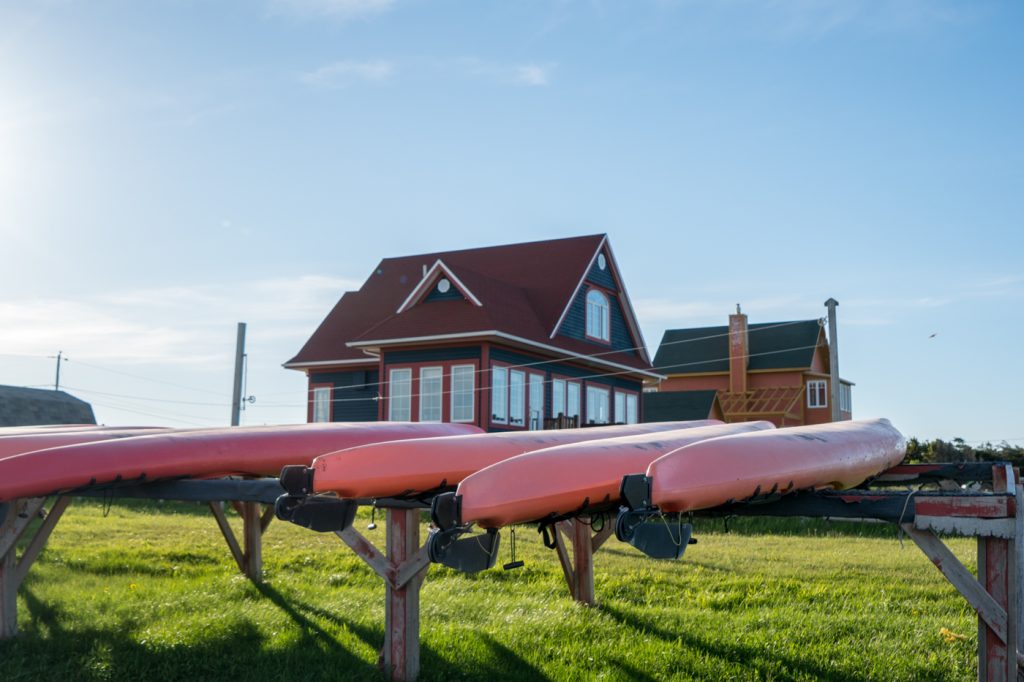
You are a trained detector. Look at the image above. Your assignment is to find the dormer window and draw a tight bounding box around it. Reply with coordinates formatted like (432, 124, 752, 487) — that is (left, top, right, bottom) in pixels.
(585, 289, 610, 342)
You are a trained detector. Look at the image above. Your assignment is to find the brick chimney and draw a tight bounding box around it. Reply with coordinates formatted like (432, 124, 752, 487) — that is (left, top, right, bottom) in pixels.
(728, 304, 748, 395)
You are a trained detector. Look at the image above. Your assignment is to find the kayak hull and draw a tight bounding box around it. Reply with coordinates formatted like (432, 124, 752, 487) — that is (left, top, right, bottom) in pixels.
(311, 420, 723, 499)
(457, 421, 776, 528)
(0, 422, 480, 502)
(648, 418, 907, 513)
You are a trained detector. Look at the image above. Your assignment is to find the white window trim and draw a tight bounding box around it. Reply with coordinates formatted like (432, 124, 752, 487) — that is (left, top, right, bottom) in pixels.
(419, 366, 443, 422)
(509, 369, 526, 427)
(450, 364, 475, 423)
(528, 373, 544, 430)
(585, 289, 611, 342)
(312, 386, 332, 423)
(491, 366, 508, 424)
(586, 385, 611, 425)
(388, 368, 412, 421)
(807, 379, 828, 409)
(551, 378, 566, 418)
(566, 381, 581, 420)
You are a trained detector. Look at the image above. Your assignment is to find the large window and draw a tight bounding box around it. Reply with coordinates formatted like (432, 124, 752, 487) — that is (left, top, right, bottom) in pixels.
(807, 380, 827, 409)
(528, 373, 544, 430)
(839, 383, 852, 413)
(450, 365, 475, 422)
(492, 366, 508, 424)
(419, 367, 443, 422)
(614, 390, 639, 425)
(585, 289, 610, 342)
(567, 382, 581, 422)
(389, 368, 412, 421)
(312, 386, 332, 423)
(626, 393, 638, 424)
(509, 370, 526, 426)
(551, 379, 566, 418)
(586, 385, 610, 425)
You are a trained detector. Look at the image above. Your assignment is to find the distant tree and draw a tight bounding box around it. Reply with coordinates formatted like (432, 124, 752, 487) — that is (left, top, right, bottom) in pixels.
(903, 437, 1024, 467)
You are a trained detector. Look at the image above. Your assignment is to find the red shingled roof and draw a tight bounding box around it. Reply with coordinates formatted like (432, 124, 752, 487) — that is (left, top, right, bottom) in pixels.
(285, 234, 653, 374)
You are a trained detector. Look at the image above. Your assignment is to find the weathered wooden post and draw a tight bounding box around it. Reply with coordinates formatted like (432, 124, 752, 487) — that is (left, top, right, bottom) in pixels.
(0, 501, 18, 639)
(572, 518, 595, 605)
(384, 508, 422, 681)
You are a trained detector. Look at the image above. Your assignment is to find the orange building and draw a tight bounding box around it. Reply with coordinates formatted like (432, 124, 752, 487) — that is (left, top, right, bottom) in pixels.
(649, 306, 852, 427)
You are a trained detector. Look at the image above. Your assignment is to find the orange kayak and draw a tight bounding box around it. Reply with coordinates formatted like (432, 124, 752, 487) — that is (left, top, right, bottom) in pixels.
(454, 421, 774, 529)
(0, 422, 480, 502)
(647, 418, 907, 513)
(311, 420, 723, 499)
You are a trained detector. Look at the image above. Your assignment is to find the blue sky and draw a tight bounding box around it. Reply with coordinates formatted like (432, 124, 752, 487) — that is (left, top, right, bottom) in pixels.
(1, 0, 1020, 443)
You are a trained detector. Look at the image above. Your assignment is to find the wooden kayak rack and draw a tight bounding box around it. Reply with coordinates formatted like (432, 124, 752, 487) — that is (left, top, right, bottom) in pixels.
(0, 478, 284, 640)
(3, 463, 1024, 682)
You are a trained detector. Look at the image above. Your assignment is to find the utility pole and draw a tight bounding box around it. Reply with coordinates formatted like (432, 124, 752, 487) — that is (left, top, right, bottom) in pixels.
(50, 351, 66, 391)
(231, 323, 246, 426)
(824, 298, 841, 422)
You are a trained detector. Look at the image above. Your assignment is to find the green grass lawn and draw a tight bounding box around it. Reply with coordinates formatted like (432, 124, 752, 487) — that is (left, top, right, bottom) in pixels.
(2, 500, 976, 681)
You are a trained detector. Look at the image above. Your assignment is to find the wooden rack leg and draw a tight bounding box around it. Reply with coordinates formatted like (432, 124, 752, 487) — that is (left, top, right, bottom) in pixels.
(572, 517, 596, 606)
(338, 509, 429, 682)
(0, 503, 18, 639)
(551, 518, 605, 606)
(242, 502, 263, 583)
(384, 508, 421, 682)
(0, 497, 71, 640)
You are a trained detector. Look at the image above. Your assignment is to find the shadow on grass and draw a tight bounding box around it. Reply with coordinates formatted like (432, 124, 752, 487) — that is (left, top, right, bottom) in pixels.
(599, 601, 867, 682)
(6, 586, 382, 682)
(5, 583, 552, 681)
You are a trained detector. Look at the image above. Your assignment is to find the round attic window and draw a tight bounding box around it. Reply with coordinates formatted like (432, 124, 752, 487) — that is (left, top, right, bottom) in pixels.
(597, 253, 607, 270)
(437, 278, 452, 294)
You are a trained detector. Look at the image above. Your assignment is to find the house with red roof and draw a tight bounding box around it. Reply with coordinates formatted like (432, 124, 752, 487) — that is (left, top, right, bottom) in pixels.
(285, 235, 661, 431)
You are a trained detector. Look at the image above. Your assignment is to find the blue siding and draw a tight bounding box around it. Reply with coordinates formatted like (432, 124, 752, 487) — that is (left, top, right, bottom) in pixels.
(584, 250, 618, 291)
(311, 369, 380, 422)
(383, 347, 481, 365)
(556, 286, 637, 355)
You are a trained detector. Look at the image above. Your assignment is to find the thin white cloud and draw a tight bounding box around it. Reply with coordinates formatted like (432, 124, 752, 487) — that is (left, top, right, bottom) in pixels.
(267, 0, 395, 21)
(0, 275, 361, 367)
(458, 58, 556, 87)
(514, 64, 552, 87)
(300, 60, 395, 89)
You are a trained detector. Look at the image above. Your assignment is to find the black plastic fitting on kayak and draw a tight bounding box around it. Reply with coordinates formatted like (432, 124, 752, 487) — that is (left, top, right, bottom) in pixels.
(427, 526, 500, 573)
(619, 474, 652, 511)
(278, 465, 315, 496)
(274, 493, 358, 532)
(615, 507, 695, 560)
(430, 491, 462, 532)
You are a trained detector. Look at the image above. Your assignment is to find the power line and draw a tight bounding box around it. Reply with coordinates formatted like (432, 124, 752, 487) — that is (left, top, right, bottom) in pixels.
(273, 341, 822, 407)
(60, 385, 230, 407)
(62, 358, 231, 398)
(281, 319, 817, 398)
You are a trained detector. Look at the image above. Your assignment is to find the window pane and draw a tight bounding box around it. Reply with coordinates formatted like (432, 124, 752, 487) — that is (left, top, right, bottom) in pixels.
(552, 379, 566, 418)
(509, 370, 526, 426)
(586, 386, 610, 425)
(614, 391, 626, 424)
(528, 374, 544, 430)
(626, 394, 638, 424)
(451, 365, 475, 422)
(419, 367, 443, 422)
(312, 386, 331, 423)
(389, 369, 412, 421)
(567, 382, 581, 420)
(492, 367, 508, 423)
(585, 290, 610, 341)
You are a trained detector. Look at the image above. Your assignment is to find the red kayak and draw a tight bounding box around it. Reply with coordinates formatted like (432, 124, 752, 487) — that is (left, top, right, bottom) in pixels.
(311, 420, 723, 499)
(647, 418, 907, 513)
(455, 421, 774, 529)
(0, 427, 172, 460)
(0, 422, 480, 502)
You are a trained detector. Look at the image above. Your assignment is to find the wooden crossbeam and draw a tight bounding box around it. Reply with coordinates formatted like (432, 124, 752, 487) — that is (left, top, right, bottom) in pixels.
(15, 497, 71, 586)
